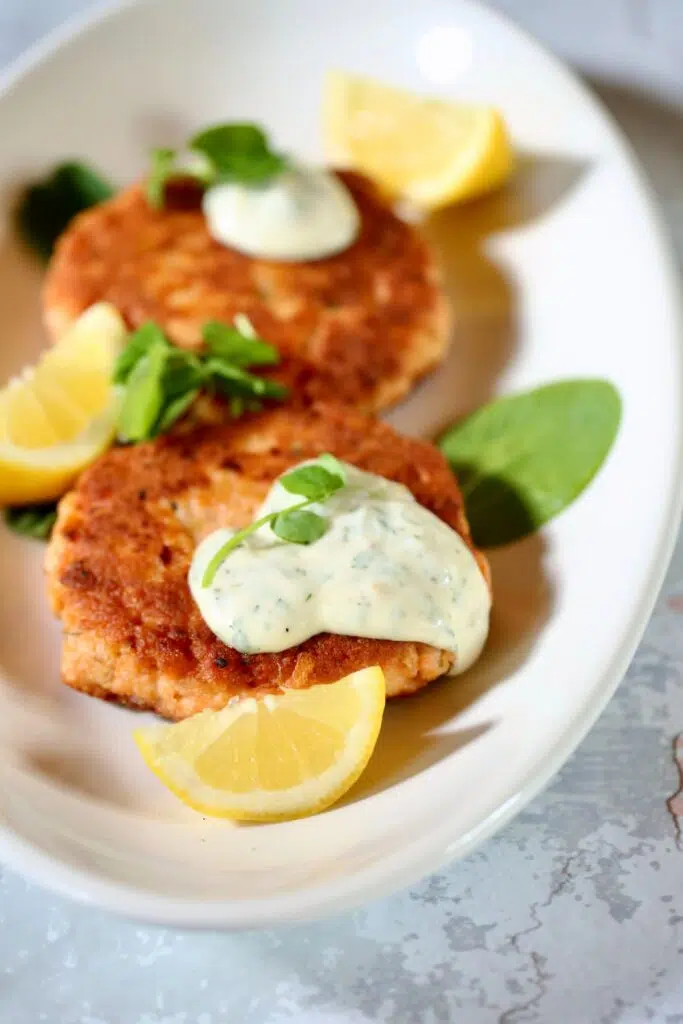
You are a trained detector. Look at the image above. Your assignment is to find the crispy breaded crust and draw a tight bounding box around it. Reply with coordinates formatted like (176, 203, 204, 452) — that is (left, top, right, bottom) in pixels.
(46, 403, 488, 720)
(43, 173, 450, 412)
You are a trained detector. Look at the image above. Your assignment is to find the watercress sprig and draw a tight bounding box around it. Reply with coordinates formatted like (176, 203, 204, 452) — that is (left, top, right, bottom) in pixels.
(146, 123, 288, 210)
(114, 316, 287, 443)
(201, 455, 346, 587)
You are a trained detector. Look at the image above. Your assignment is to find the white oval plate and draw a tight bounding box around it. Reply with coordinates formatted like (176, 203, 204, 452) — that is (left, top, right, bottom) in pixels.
(0, 0, 680, 929)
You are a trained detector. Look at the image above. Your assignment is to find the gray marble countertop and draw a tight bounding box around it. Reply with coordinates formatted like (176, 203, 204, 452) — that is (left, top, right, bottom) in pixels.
(3, 2, 683, 1022)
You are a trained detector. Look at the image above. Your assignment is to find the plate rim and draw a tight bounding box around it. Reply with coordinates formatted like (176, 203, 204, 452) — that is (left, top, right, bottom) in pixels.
(0, 0, 682, 928)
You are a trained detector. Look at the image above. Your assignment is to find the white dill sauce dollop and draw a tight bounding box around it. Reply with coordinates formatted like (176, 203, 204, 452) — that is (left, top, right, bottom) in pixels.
(189, 463, 490, 673)
(202, 164, 360, 261)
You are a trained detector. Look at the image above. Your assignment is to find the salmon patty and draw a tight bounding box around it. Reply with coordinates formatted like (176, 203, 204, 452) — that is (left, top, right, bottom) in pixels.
(43, 172, 450, 413)
(45, 402, 489, 720)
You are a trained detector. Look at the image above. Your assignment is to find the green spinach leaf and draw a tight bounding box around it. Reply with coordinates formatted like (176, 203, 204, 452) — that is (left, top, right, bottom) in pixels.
(3, 502, 58, 540)
(17, 161, 115, 260)
(438, 379, 621, 547)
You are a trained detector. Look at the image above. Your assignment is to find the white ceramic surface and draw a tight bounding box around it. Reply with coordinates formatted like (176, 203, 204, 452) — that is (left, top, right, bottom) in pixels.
(0, 0, 680, 929)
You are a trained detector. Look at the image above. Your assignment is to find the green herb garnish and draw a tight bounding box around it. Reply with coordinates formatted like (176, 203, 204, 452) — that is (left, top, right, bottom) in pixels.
(146, 147, 216, 209)
(155, 388, 200, 434)
(3, 502, 58, 541)
(190, 124, 287, 183)
(113, 322, 167, 385)
(438, 379, 622, 548)
(203, 318, 279, 367)
(17, 162, 115, 260)
(201, 455, 346, 587)
(114, 317, 287, 443)
(146, 122, 287, 209)
(204, 357, 288, 402)
(117, 343, 168, 443)
(278, 462, 346, 500)
(147, 149, 177, 211)
(271, 508, 328, 545)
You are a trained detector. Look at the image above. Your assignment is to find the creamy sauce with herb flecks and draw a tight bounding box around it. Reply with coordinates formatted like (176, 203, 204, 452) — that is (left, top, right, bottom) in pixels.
(202, 164, 360, 261)
(189, 463, 490, 672)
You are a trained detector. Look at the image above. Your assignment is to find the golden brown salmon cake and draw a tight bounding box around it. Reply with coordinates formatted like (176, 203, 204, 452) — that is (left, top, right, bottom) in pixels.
(42, 172, 450, 413)
(45, 402, 489, 720)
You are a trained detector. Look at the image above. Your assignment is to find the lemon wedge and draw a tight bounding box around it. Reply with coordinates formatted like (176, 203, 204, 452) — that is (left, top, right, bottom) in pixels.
(324, 70, 514, 209)
(0, 302, 126, 505)
(134, 666, 386, 821)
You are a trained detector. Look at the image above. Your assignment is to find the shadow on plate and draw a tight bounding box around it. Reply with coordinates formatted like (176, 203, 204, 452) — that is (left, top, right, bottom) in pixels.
(387, 151, 589, 438)
(0, 180, 47, 380)
(133, 110, 194, 153)
(349, 529, 553, 802)
(0, 531, 144, 807)
(0, 532, 62, 707)
(21, 742, 140, 808)
(585, 77, 683, 206)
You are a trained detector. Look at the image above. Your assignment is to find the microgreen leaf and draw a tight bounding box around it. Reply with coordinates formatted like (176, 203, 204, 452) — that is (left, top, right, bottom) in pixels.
(16, 161, 115, 260)
(271, 509, 327, 544)
(204, 360, 266, 396)
(279, 463, 344, 501)
(155, 388, 200, 434)
(146, 123, 287, 208)
(200, 506, 300, 588)
(116, 343, 167, 443)
(202, 320, 280, 367)
(229, 396, 246, 419)
(113, 322, 169, 384)
(201, 455, 347, 586)
(316, 453, 347, 482)
(233, 313, 257, 337)
(205, 358, 288, 401)
(116, 329, 206, 439)
(253, 377, 289, 400)
(146, 148, 177, 210)
(160, 349, 205, 397)
(3, 502, 58, 541)
(190, 123, 287, 183)
(114, 316, 285, 443)
(146, 148, 216, 209)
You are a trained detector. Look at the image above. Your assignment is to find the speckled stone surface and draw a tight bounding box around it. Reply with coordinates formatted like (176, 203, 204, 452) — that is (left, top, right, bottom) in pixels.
(2, 2, 683, 1021)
